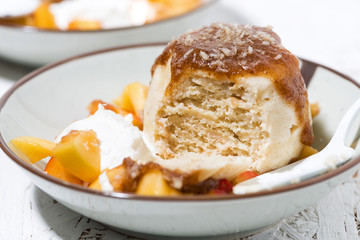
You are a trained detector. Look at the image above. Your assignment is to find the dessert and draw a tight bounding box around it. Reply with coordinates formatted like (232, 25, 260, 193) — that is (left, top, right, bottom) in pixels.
(0, 0, 203, 30)
(9, 23, 317, 196)
(144, 23, 314, 182)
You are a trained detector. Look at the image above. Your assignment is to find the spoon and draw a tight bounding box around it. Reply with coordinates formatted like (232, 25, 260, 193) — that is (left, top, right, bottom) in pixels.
(233, 97, 360, 194)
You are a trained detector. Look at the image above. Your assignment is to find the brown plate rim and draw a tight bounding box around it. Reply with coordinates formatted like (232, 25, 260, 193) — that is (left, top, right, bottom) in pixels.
(0, 42, 359, 202)
(0, 0, 216, 33)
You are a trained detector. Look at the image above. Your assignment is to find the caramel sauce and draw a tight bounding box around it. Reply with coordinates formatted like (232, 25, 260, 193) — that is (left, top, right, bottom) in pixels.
(122, 158, 222, 193)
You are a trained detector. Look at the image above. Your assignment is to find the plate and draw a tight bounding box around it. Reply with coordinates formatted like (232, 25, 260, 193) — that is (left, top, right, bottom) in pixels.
(0, 43, 359, 237)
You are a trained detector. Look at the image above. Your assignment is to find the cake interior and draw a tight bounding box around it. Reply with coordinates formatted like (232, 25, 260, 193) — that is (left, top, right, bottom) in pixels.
(154, 76, 273, 161)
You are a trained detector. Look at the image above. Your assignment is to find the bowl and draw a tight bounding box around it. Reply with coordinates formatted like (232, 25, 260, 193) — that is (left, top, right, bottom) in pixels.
(0, 0, 216, 67)
(0, 43, 360, 237)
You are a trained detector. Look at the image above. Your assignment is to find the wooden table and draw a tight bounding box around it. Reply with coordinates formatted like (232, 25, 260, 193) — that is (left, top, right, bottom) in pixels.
(1, 0, 360, 239)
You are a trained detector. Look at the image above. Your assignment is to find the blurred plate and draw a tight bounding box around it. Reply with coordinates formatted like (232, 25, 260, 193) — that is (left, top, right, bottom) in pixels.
(0, 0, 216, 66)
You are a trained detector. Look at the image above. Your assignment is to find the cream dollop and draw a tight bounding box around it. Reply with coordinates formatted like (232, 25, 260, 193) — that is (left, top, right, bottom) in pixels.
(49, 0, 152, 30)
(56, 105, 151, 171)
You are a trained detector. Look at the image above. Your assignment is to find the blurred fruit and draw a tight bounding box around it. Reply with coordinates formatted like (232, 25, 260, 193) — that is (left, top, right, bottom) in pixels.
(68, 19, 101, 30)
(298, 145, 318, 160)
(310, 102, 320, 117)
(148, 0, 202, 22)
(33, 2, 57, 29)
(232, 171, 258, 185)
(211, 179, 233, 194)
(113, 86, 133, 113)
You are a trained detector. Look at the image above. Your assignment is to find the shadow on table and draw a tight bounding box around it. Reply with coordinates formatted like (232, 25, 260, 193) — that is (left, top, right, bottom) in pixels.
(0, 57, 35, 82)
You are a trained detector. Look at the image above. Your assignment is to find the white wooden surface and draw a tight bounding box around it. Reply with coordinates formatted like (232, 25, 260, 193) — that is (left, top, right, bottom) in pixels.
(1, 0, 360, 239)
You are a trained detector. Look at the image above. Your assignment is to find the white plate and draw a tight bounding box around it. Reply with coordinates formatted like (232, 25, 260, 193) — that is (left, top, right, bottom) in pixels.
(0, 0, 216, 66)
(0, 44, 359, 237)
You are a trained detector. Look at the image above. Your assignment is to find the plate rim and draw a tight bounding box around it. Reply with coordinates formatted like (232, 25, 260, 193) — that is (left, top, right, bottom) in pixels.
(0, 42, 359, 202)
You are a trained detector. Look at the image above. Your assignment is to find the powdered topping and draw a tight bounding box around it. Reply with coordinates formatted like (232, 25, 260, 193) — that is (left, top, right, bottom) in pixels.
(152, 23, 292, 79)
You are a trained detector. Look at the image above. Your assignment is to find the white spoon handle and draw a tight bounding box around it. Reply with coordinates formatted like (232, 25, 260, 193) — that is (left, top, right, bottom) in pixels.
(233, 98, 360, 195)
(233, 145, 354, 194)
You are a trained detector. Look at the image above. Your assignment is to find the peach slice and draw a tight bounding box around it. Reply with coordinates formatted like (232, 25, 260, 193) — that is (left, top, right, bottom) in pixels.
(136, 170, 181, 196)
(127, 82, 149, 121)
(9, 136, 56, 164)
(113, 82, 149, 121)
(232, 171, 258, 185)
(45, 157, 83, 185)
(68, 19, 102, 30)
(89, 165, 126, 191)
(53, 130, 100, 183)
(88, 178, 102, 191)
(88, 99, 124, 115)
(298, 145, 318, 160)
(33, 2, 57, 29)
(147, 0, 202, 22)
(310, 102, 320, 118)
(88, 99, 143, 130)
(113, 85, 133, 113)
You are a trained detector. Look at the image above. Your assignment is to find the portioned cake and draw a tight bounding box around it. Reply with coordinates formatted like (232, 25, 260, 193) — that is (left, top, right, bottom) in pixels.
(143, 23, 314, 183)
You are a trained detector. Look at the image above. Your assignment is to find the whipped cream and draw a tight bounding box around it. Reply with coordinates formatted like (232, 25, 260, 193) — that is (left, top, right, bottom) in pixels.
(56, 105, 150, 171)
(49, 0, 152, 30)
(0, 0, 40, 17)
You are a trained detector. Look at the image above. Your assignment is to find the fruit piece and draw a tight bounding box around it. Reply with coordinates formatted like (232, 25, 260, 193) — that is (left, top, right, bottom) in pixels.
(33, 2, 57, 29)
(128, 82, 149, 121)
(131, 114, 143, 130)
(53, 130, 100, 183)
(45, 157, 83, 185)
(113, 85, 133, 113)
(298, 145, 318, 160)
(107, 165, 127, 191)
(113, 82, 149, 121)
(87, 99, 143, 130)
(148, 0, 202, 22)
(68, 19, 101, 30)
(136, 170, 181, 196)
(88, 99, 123, 115)
(232, 171, 258, 185)
(211, 179, 233, 194)
(310, 102, 320, 118)
(9, 136, 56, 164)
(88, 177, 102, 190)
(89, 165, 126, 191)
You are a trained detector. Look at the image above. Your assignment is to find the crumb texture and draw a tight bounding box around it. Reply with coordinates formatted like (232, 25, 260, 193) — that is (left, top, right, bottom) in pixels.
(155, 77, 269, 160)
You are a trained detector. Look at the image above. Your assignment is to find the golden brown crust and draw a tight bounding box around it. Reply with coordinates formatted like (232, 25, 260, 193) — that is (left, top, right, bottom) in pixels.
(152, 23, 313, 145)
